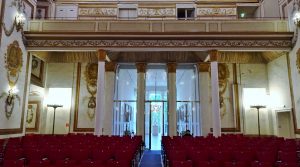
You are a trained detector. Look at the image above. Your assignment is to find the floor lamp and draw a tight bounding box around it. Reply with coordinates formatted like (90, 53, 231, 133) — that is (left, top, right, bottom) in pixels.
(250, 105, 266, 136)
(47, 104, 63, 135)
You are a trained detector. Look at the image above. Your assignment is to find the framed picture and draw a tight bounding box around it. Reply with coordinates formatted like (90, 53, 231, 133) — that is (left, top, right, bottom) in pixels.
(26, 101, 41, 132)
(36, 6, 48, 19)
(31, 55, 44, 87)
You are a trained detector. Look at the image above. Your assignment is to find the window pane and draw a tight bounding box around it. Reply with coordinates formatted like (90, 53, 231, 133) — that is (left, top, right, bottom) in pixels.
(114, 66, 137, 101)
(176, 65, 201, 136)
(146, 67, 167, 101)
(113, 65, 137, 136)
(176, 66, 198, 101)
(186, 9, 195, 18)
(177, 9, 186, 19)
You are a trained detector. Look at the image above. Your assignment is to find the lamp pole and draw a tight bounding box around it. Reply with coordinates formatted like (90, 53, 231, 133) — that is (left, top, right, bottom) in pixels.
(47, 104, 63, 135)
(250, 105, 266, 136)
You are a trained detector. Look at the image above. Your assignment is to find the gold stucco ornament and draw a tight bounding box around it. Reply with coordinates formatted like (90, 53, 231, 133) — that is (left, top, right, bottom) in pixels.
(5, 41, 23, 87)
(218, 63, 230, 119)
(209, 63, 230, 119)
(84, 63, 98, 120)
(0, 41, 23, 119)
(297, 50, 300, 73)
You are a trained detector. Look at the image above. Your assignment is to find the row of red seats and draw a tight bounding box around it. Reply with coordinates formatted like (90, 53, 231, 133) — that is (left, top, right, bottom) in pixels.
(1, 134, 143, 167)
(162, 135, 300, 167)
(169, 160, 299, 167)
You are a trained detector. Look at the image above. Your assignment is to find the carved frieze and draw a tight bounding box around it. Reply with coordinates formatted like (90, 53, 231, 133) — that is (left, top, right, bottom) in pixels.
(79, 8, 117, 17)
(197, 7, 237, 16)
(138, 8, 175, 17)
(26, 39, 292, 49)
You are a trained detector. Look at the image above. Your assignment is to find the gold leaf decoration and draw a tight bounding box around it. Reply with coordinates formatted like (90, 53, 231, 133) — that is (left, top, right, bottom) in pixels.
(84, 63, 98, 120)
(297, 49, 300, 73)
(5, 40, 23, 87)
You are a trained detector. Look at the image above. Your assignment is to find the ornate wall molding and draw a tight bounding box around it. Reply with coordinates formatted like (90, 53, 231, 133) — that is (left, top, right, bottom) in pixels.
(197, 7, 237, 16)
(26, 39, 292, 49)
(138, 8, 175, 17)
(79, 8, 117, 17)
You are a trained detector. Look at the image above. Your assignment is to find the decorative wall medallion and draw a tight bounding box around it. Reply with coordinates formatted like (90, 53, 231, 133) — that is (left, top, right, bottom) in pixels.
(84, 63, 98, 120)
(0, 41, 23, 119)
(5, 41, 23, 87)
(218, 63, 230, 119)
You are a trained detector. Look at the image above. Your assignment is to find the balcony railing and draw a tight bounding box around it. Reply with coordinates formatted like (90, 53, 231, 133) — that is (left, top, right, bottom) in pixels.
(25, 17, 290, 33)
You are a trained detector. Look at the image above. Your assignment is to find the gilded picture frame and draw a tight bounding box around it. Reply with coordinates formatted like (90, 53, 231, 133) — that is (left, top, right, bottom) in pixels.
(26, 101, 40, 132)
(31, 55, 44, 87)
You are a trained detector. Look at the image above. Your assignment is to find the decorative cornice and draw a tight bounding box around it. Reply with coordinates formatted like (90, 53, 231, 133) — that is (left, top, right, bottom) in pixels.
(105, 62, 116, 72)
(98, 49, 106, 62)
(136, 63, 146, 73)
(26, 39, 292, 50)
(197, 63, 210, 72)
(167, 62, 176, 73)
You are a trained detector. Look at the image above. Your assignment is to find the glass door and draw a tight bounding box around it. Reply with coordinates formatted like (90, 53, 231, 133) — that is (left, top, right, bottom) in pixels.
(145, 66, 168, 150)
(145, 101, 167, 150)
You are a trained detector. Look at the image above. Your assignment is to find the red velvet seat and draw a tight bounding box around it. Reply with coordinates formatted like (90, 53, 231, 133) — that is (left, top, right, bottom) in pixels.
(27, 160, 51, 167)
(251, 161, 274, 167)
(224, 161, 249, 167)
(3, 159, 24, 167)
(55, 159, 77, 167)
(277, 162, 299, 167)
(171, 160, 193, 167)
(278, 151, 298, 163)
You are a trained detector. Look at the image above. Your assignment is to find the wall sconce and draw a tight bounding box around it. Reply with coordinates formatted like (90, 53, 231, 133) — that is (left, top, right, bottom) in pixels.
(0, 87, 20, 119)
(15, 13, 25, 32)
(293, 11, 300, 27)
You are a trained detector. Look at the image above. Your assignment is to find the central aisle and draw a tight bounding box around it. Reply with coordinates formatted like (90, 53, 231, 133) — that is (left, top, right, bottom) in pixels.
(139, 150, 162, 167)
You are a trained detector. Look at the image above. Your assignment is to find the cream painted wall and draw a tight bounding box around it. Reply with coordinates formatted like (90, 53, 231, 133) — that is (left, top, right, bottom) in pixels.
(261, 0, 280, 18)
(267, 55, 294, 137)
(238, 64, 272, 135)
(0, 0, 33, 138)
(44, 63, 76, 134)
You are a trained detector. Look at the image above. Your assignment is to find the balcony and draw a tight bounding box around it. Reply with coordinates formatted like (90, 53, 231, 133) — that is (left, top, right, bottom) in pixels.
(24, 19, 293, 51)
(27, 19, 290, 33)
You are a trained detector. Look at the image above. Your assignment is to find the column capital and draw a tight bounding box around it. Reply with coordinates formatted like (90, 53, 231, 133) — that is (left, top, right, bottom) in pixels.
(197, 63, 210, 72)
(105, 62, 117, 72)
(136, 63, 146, 73)
(98, 49, 106, 62)
(208, 50, 219, 62)
(167, 62, 177, 73)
